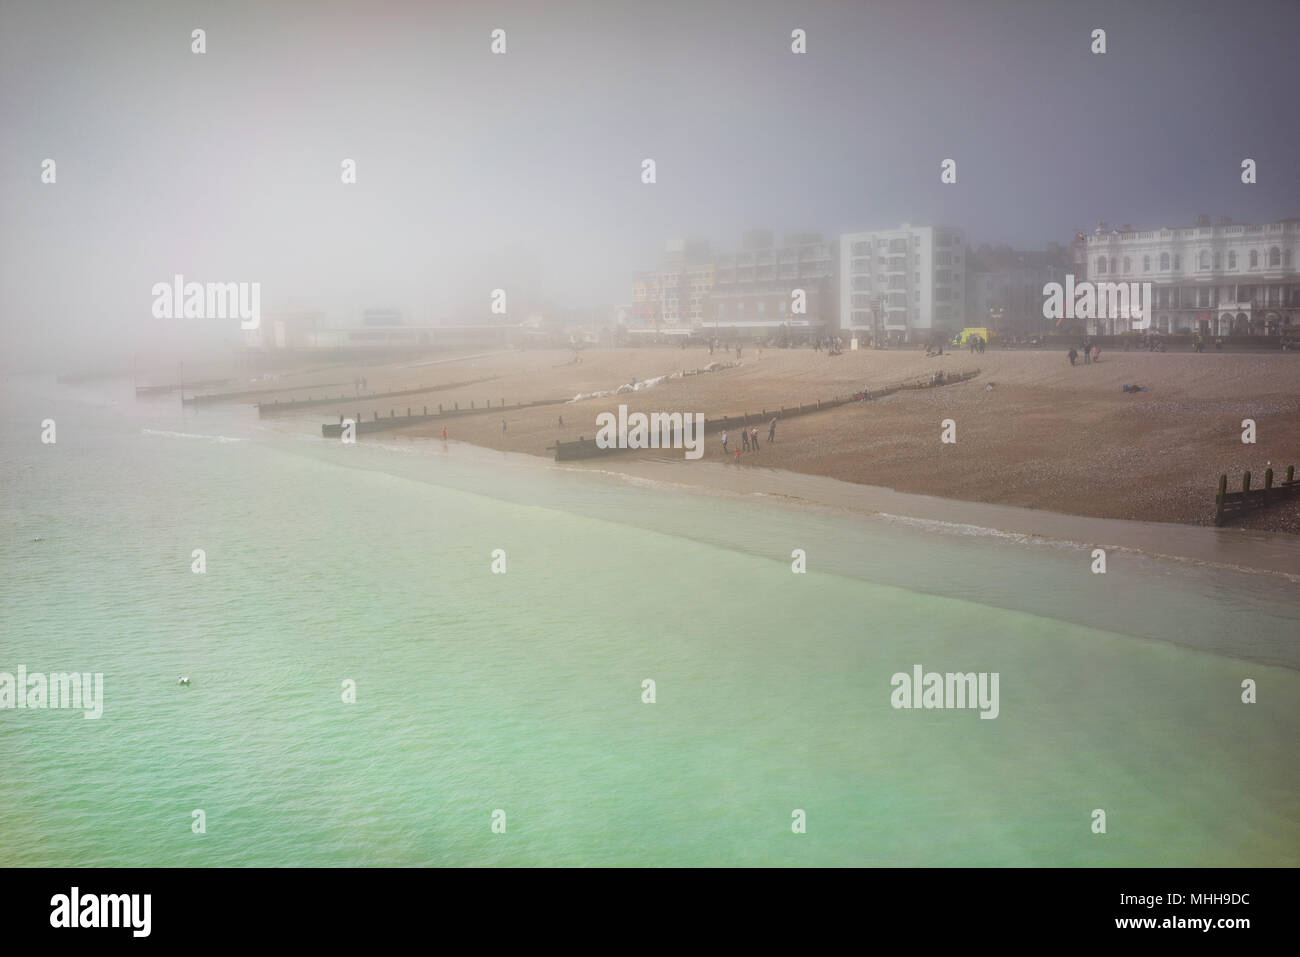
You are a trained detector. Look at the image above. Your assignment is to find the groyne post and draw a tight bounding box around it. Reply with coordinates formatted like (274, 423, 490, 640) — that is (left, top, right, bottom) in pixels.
(1215, 474, 1227, 526)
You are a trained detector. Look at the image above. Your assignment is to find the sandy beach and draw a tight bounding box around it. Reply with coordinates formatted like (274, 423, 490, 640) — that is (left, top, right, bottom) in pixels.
(175, 345, 1300, 532)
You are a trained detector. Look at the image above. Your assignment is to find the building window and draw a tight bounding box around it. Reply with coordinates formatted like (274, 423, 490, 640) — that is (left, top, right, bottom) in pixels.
(1123, 257, 1131, 274)
(1250, 250, 1258, 267)
(1229, 250, 1237, 269)
(1160, 253, 1170, 271)
(1097, 256, 1107, 274)
(1214, 251, 1221, 269)
(1143, 255, 1151, 272)
(1173, 254, 1181, 271)
(1269, 247, 1281, 267)
(1285, 248, 1293, 267)
(1199, 250, 1210, 270)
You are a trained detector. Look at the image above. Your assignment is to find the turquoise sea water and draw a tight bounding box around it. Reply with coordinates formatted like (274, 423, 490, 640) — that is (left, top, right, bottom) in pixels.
(2, 376, 1297, 866)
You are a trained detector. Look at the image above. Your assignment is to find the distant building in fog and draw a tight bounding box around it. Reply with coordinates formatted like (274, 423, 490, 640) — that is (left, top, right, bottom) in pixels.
(243, 310, 323, 350)
(1076, 215, 1300, 336)
(706, 230, 838, 339)
(631, 239, 714, 335)
(965, 244, 1072, 338)
(839, 224, 964, 342)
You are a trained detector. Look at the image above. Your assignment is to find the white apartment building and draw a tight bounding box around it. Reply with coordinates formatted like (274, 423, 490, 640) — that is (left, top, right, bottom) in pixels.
(1076, 216, 1300, 336)
(840, 224, 965, 342)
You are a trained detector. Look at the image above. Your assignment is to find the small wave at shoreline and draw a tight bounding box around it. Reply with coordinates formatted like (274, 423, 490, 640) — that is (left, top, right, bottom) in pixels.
(141, 428, 246, 444)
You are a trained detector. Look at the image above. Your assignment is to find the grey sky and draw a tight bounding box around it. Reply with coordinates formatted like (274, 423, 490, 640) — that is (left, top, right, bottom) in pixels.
(2, 0, 1297, 368)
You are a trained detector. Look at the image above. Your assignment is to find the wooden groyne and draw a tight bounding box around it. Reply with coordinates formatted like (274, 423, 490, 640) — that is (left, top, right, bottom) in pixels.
(1214, 465, 1299, 525)
(136, 377, 231, 396)
(552, 368, 981, 460)
(258, 376, 497, 417)
(184, 381, 348, 406)
(321, 397, 568, 437)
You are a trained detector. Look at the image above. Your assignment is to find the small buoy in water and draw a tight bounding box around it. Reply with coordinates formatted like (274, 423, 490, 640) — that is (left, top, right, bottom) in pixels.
(178, 676, 190, 685)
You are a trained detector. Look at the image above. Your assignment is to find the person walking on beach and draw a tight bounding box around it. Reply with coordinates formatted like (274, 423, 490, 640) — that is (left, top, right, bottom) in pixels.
(733, 448, 741, 464)
(721, 430, 728, 454)
(558, 415, 563, 428)
(768, 417, 777, 444)
(1090, 344, 1099, 364)
(750, 426, 760, 451)
(741, 429, 750, 452)
(502, 419, 507, 434)
(440, 427, 448, 440)
(1067, 347, 1078, 367)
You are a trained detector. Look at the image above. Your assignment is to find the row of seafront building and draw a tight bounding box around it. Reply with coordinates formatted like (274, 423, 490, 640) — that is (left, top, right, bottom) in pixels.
(1075, 216, 1299, 337)
(630, 216, 1300, 343)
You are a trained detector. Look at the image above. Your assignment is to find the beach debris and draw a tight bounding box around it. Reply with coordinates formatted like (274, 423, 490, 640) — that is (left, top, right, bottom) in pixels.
(568, 362, 740, 403)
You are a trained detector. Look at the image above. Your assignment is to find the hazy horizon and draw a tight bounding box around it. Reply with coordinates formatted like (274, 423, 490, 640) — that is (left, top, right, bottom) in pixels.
(3, 0, 1298, 371)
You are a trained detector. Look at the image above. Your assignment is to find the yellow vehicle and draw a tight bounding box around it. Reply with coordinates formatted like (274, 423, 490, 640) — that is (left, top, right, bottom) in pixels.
(951, 327, 994, 346)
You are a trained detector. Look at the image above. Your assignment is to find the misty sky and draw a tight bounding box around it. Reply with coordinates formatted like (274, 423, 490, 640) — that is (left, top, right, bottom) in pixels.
(2, 0, 1297, 368)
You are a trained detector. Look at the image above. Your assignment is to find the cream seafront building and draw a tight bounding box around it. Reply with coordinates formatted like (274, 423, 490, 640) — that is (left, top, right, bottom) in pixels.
(839, 225, 965, 343)
(1075, 216, 1300, 337)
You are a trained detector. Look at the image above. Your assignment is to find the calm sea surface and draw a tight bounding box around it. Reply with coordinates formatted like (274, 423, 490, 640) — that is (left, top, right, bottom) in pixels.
(2, 375, 1297, 866)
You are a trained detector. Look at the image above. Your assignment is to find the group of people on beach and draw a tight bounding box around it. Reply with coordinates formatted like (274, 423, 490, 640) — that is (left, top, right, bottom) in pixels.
(1067, 340, 1101, 366)
(721, 417, 778, 462)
